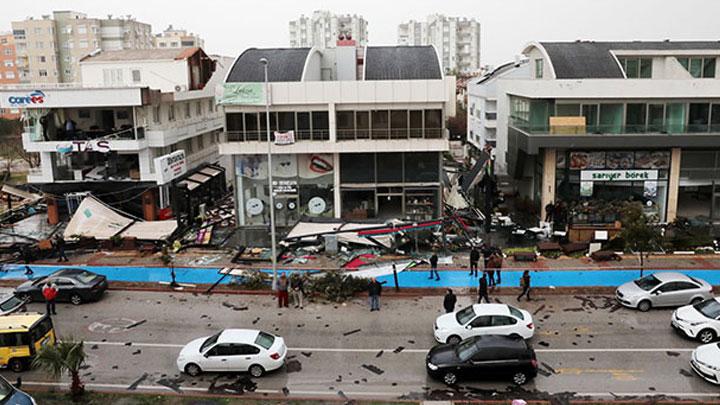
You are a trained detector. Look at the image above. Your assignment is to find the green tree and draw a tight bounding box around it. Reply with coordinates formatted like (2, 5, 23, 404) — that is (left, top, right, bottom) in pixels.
(619, 201, 662, 276)
(32, 339, 87, 399)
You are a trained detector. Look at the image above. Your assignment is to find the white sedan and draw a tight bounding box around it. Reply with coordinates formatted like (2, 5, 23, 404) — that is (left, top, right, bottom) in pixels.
(177, 329, 286, 377)
(691, 342, 720, 385)
(434, 303, 534, 344)
(672, 297, 720, 343)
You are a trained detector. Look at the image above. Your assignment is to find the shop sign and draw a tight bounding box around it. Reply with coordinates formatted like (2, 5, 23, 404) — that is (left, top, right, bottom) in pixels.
(580, 181, 594, 197)
(56, 140, 111, 154)
(154, 150, 187, 185)
(580, 170, 658, 182)
(272, 179, 297, 194)
(220, 83, 266, 105)
(7, 90, 45, 107)
(274, 130, 295, 145)
(643, 181, 658, 198)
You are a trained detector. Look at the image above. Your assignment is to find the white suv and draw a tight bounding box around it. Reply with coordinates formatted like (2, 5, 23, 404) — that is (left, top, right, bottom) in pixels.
(672, 297, 720, 343)
(691, 342, 720, 385)
(434, 304, 534, 344)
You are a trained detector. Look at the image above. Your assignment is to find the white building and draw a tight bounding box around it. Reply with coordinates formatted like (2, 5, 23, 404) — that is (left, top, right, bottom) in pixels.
(289, 11, 368, 49)
(218, 45, 455, 242)
(154, 25, 204, 49)
(0, 47, 229, 218)
(398, 14, 481, 74)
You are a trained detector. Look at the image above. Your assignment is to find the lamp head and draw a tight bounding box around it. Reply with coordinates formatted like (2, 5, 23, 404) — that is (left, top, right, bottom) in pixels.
(259, 57, 268, 65)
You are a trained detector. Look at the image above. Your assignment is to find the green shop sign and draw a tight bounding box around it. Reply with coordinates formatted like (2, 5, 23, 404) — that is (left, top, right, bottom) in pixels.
(580, 170, 658, 182)
(220, 83, 266, 105)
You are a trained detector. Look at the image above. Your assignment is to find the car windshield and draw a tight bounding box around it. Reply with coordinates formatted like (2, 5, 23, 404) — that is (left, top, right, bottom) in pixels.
(0, 376, 13, 400)
(456, 306, 476, 325)
(0, 296, 24, 313)
(31, 276, 48, 286)
(695, 299, 720, 319)
(507, 305, 524, 320)
(254, 332, 275, 350)
(200, 331, 221, 353)
(634, 275, 661, 291)
(69, 270, 98, 284)
(455, 339, 479, 362)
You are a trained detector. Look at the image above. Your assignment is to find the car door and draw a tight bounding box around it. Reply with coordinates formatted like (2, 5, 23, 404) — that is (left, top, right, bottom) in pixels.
(652, 282, 679, 307)
(467, 316, 492, 338)
(490, 315, 519, 336)
(672, 281, 703, 306)
(230, 344, 261, 372)
(202, 344, 234, 371)
(52, 278, 77, 302)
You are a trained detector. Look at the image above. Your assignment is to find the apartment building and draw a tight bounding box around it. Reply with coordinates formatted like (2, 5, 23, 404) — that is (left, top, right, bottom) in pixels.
(154, 25, 204, 49)
(0, 47, 228, 219)
(11, 11, 153, 84)
(289, 11, 368, 49)
(398, 14, 481, 74)
(218, 44, 455, 242)
(492, 40, 720, 228)
(0, 33, 21, 119)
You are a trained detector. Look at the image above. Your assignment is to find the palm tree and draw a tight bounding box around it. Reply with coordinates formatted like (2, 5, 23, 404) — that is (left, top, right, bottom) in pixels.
(32, 339, 86, 399)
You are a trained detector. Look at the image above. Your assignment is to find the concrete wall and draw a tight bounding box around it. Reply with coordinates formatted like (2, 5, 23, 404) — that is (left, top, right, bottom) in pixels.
(80, 60, 189, 92)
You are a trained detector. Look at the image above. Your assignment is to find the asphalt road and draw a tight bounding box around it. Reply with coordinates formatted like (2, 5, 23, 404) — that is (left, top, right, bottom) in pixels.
(4, 289, 720, 401)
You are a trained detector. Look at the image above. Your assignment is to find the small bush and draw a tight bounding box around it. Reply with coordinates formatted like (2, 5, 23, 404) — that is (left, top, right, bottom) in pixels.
(240, 272, 270, 290)
(542, 250, 562, 259)
(307, 272, 368, 302)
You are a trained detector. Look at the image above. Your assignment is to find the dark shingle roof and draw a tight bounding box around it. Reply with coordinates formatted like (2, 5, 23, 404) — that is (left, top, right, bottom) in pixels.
(539, 41, 720, 79)
(226, 48, 311, 83)
(364, 46, 442, 80)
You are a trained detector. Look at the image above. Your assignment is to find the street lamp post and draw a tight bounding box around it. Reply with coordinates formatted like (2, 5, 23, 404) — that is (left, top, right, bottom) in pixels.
(260, 57, 278, 288)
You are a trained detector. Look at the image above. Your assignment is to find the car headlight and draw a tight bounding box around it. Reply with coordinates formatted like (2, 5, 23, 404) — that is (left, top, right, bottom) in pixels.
(427, 362, 438, 371)
(688, 321, 705, 327)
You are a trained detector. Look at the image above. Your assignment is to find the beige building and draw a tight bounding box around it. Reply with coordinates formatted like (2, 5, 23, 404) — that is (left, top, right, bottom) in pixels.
(289, 10, 368, 49)
(154, 25, 204, 49)
(12, 11, 153, 84)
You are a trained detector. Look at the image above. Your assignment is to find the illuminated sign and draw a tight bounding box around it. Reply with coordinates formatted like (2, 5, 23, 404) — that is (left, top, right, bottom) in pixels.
(154, 150, 187, 185)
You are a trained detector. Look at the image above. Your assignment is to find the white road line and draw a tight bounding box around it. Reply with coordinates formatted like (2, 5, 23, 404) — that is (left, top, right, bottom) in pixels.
(86, 341, 695, 353)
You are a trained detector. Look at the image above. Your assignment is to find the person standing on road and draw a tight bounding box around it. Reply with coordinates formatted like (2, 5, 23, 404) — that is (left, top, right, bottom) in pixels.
(443, 289, 457, 313)
(429, 252, 439, 281)
(469, 246, 480, 277)
(517, 270, 531, 301)
(42, 283, 58, 315)
(368, 277, 384, 311)
(290, 273, 305, 309)
(54, 235, 68, 263)
(277, 273, 289, 308)
(478, 273, 490, 303)
(494, 249, 503, 285)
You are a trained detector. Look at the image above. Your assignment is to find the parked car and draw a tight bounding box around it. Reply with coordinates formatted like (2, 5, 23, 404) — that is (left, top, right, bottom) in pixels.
(691, 342, 720, 385)
(434, 303, 534, 344)
(426, 334, 538, 385)
(672, 297, 720, 343)
(0, 292, 27, 316)
(0, 374, 36, 404)
(14, 269, 108, 305)
(177, 329, 286, 377)
(616, 272, 713, 312)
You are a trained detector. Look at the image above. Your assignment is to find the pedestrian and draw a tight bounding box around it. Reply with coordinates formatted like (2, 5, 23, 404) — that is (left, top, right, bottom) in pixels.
(443, 289, 457, 313)
(277, 273, 289, 308)
(517, 270, 531, 301)
(469, 246, 480, 277)
(545, 201, 555, 223)
(290, 273, 305, 309)
(481, 243, 493, 271)
(429, 252, 439, 281)
(24, 265, 34, 280)
(54, 235, 68, 262)
(478, 273, 490, 303)
(21, 245, 32, 265)
(368, 277, 385, 311)
(494, 248, 503, 285)
(42, 283, 58, 315)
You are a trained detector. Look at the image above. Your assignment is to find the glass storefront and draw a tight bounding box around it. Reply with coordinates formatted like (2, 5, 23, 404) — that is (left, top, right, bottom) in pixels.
(678, 150, 720, 222)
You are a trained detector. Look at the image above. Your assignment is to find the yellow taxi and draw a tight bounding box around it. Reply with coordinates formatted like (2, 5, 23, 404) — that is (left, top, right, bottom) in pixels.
(0, 313, 55, 372)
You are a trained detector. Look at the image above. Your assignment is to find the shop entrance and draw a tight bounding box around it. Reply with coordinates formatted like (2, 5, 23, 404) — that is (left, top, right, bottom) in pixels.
(377, 188, 403, 219)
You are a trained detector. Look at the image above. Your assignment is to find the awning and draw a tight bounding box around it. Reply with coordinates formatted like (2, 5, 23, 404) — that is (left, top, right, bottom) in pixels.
(199, 167, 222, 177)
(188, 173, 211, 184)
(120, 220, 178, 240)
(1, 185, 42, 205)
(63, 196, 134, 240)
(285, 220, 393, 248)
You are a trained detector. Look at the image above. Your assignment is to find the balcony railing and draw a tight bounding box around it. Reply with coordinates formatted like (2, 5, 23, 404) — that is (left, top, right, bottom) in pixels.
(25, 125, 145, 142)
(336, 128, 443, 141)
(512, 123, 720, 135)
(226, 130, 330, 142)
(485, 112, 497, 120)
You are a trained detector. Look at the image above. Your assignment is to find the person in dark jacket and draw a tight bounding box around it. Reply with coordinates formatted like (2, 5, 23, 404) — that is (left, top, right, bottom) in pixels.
(290, 273, 305, 309)
(368, 278, 385, 311)
(478, 273, 490, 303)
(517, 270, 531, 301)
(429, 252, 439, 281)
(469, 246, 480, 277)
(493, 249, 503, 285)
(443, 289, 457, 313)
(54, 235, 68, 262)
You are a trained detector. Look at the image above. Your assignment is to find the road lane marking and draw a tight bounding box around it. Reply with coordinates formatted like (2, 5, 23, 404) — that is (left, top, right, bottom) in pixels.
(557, 367, 644, 381)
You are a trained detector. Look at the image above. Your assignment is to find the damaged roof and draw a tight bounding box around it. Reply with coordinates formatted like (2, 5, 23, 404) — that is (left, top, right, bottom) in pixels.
(226, 48, 311, 82)
(364, 46, 442, 80)
(81, 47, 202, 62)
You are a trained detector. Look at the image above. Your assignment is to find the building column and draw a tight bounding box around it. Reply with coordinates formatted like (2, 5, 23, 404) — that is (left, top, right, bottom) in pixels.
(333, 153, 341, 218)
(39, 152, 54, 182)
(141, 188, 157, 221)
(328, 103, 337, 142)
(666, 147, 682, 223)
(540, 148, 556, 221)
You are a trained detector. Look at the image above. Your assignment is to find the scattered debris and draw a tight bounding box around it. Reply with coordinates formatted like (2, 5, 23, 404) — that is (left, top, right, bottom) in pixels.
(343, 329, 361, 336)
(532, 304, 546, 315)
(541, 362, 557, 374)
(666, 351, 680, 357)
(538, 341, 550, 347)
(393, 346, 405, 353)
(282, 387, 290, 396)
(376, 350, 384, 358)
(127, 373, 148, 390)
(156, 377, 184, 393)
(361, 364, 384, 375)
(132, 349, 141, 355)
(286, 359, 302, 373)
(301, 351, 312, 358)
(208, 375, 256, 395)
(125, 319, 147, 329)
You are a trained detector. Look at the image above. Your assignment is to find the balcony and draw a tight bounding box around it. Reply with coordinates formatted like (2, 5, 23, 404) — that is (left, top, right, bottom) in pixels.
(226, 129, 330, 143)
(23, 125, 147, 153)
(337, 128, 443, 141)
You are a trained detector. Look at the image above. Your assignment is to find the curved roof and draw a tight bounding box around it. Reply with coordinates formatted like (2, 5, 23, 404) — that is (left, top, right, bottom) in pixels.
(537, 41, 720, 79)
(364, 46, 442, 80)
(226, 48, 311, 83)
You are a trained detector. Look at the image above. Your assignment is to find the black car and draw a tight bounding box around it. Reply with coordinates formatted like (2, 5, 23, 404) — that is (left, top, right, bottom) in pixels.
(426, 335, 538, 385)
(15, 269, 108, 305)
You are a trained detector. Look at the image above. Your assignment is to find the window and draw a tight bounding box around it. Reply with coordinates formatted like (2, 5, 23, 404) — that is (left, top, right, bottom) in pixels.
(3, 61, 12, 68)
(311, 111, 329, 140)
(79, 40, 88, 48)
(534, 58, 543, 79)
(159, 42, 167, 48)
(470, 315, 492, 328)
(208, 99, 214, 113)
(336, 111, 354, 139)
(33, 27, 43, 34)
(197, 134, 204, 150)
(38, 56, 46, 63)
(77, 25, 87, 34)
(618, 57, 652, 78)
(371, 110, 389, 139)
(491, 316, 517, 326)
(152, 106, 160, 124)
(38, 69, 48, 77)
(12, 30, 25, 40)
(195, 101, 201, 116)
(236, 344, 261, 355)
(168, 105, 175, 121)
(255, 332, 275, 350)
(35, 41, 43, 49)
(3, 49, 10, 56)
(131, 70, 141, 83)
(424, 109, 443, 138)
(688, 103, 710, 132)
(625, 103, 647, 133)
(184, 103, 191, 119)
(390, 110, 408, 138)
(404, 152, 439, 182)
(206, 344, 234, 357)
(102, 69, 123, 86)
(5, 72, 14, 79)
(677, 57, 716, 78)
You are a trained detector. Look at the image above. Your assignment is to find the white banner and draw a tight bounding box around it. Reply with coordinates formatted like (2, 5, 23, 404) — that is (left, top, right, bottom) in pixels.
(154, 150, 187, 185)
(274, 130, 295, 145)
(580, 170, 658, 182)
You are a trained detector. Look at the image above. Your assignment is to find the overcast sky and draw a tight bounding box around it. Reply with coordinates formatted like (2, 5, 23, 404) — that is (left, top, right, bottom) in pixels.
(3, 0, 720, 66)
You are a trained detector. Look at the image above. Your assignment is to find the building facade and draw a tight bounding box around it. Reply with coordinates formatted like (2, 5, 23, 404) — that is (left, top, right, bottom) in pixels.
(11, 11, 153, 84)
(0, 47, 228, 218)
(154, 25, 204, 49)
(495, 41, 720, 227)
(0, 33, 21, 119)
(219, 45, 455, 243)
(289, 11, 368, 49)
(398, 14, 481, 74)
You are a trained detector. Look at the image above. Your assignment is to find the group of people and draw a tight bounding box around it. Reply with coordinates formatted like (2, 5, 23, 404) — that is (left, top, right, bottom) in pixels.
(275, 272, 307, 309)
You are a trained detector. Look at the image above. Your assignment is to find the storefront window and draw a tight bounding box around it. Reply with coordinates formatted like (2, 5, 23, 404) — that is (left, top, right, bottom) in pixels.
(679, 150, 720, 221)
(340, 153, 375, 183)
(377, 153, 403, 182)
(341, 189, 375, 219)
(404, 152, 439, 182)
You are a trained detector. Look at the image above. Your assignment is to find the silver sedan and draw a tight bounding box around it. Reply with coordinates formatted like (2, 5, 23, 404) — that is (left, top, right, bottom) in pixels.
(616, 272, 714, 312)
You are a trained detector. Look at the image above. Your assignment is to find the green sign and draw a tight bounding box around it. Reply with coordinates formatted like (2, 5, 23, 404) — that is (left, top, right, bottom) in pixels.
(220, 83, 266, 105)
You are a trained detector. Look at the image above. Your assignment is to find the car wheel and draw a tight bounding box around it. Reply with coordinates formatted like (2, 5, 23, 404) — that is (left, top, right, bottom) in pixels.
(509, 333, 522, 340)
(443, 372, 457, 385)
(691, 297, 704, 306)
(249, 364, 265, 378)
(184, 363, 201, 376)
(512, 371, 528, 385)
(9, 358, 24, 373)
(446, 335, 461, 345)
(70, 294, 82, 305)
(698, 329, 716, 344)
(637, 300, 651, 312)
